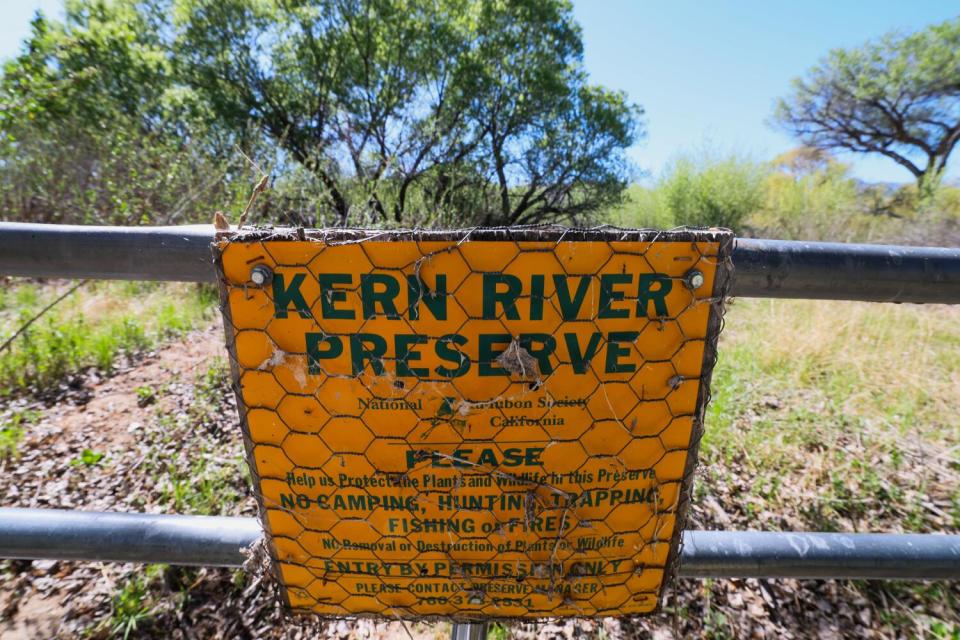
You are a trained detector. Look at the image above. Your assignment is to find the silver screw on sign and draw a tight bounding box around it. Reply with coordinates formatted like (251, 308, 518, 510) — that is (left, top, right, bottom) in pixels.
(250, 264, 273, 287)
(684, 269, 705, 291)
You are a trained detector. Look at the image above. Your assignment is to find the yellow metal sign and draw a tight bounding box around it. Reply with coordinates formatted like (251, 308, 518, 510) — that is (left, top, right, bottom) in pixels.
(214, 228, 732, 619)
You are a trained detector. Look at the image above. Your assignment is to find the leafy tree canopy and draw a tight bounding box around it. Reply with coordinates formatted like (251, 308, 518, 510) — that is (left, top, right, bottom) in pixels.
(1, 0, 642, 227)
(0, 0, 212, 139)
(173, 0, 643, 225)
(775, 17, 960, 196)
(0, 0, 251, 224)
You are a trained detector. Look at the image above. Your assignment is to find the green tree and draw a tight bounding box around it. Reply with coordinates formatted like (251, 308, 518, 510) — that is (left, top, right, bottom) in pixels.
(0, 0, 253, 225)
(174, 0, 642, 225)
(775, 18, 960, 198)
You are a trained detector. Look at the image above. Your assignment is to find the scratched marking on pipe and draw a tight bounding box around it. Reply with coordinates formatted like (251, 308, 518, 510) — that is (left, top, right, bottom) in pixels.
(213, 228, 733, 619)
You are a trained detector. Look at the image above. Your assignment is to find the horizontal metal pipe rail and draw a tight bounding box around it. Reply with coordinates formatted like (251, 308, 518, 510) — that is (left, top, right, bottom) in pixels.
(1, 225, 958, 588)
(1, 509, 958, 580)
(0, 508, 257, 568)
(1, 222, 959, 303)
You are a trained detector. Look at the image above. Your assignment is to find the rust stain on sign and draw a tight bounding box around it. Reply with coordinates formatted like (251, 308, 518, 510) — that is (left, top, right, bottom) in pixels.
(213, 227, 733, 619)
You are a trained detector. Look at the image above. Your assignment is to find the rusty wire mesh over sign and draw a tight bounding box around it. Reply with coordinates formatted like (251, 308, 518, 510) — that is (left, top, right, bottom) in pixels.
(213, 226, 734, 620)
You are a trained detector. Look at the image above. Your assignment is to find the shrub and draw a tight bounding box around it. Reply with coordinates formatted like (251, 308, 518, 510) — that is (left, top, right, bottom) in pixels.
(658, 154, 767, 231)
(747, 150, 960, 245)
(601, 184, 675, 229)
(601, 153, 767, 232)
(749, 157, 861, 240)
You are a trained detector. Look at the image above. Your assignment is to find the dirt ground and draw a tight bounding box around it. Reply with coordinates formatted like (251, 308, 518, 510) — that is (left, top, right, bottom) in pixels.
(0, 325, 956, 639)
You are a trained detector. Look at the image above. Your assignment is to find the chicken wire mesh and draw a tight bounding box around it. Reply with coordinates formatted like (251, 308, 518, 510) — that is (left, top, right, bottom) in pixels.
(213, 226, 733, 620)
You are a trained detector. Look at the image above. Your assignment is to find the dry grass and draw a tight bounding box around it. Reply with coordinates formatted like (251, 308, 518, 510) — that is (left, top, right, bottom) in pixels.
(701, 298, 960, 534)
(720, 298, 959, 427)
(0, 280, 218, 398)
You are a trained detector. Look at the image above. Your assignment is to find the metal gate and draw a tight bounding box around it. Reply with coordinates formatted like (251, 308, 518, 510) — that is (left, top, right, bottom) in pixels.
(1, 222, 959, 637)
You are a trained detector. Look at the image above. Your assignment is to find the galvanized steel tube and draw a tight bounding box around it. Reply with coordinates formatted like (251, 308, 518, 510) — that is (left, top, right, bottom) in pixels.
(0, 508, 260, 567)
(679, 529, 960, 580)
(1, 509, 958, 579)
(1, 223, 959, 303)
(450, 622, 490, 639)
(0, 223, 215, 282)
(731, 238, 960, 304)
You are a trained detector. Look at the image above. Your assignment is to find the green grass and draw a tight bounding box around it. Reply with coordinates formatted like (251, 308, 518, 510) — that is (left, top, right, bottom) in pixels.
(135, 384, 157, 407)
(0, 407, 40, 459)
(702, 298, 960, 532)
(71, 448, 106, 467)
(109, 564, 166, 639)
(146, 360, 249, 516)
(189, 359, 232, 429)
(0, 280, 218, 397)
(158, 446, 247, 516)
(695, 298, 959, 635)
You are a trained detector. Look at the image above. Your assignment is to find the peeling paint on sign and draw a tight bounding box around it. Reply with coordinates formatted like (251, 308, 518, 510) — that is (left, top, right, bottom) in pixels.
(214, 227, 733, 620)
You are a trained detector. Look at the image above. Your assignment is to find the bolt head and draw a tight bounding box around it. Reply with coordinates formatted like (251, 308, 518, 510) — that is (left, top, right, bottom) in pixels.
(250, 264, 273, 286)
(685, 270, 705, 290)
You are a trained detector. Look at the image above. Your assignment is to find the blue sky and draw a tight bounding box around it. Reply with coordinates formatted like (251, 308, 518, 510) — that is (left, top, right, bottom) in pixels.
(3, 0, 960, 183)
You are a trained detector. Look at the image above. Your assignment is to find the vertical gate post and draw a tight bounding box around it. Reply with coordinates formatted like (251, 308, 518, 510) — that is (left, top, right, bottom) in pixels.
(451, 622, 489, 640)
